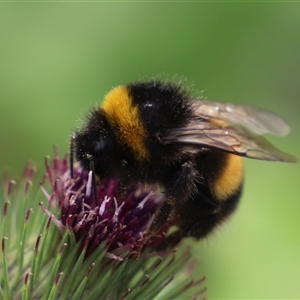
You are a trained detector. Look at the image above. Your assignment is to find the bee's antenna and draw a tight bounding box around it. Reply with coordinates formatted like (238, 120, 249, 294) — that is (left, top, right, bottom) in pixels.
(87, 154, 97, 202)
(70, 133, 75, 179)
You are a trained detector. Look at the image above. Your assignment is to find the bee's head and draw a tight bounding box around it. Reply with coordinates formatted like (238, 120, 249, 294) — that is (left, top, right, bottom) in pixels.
(73, 108, 120, 178)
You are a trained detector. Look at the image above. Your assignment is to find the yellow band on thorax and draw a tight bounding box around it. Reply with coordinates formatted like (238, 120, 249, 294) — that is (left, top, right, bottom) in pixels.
(102, 86, 149, 161)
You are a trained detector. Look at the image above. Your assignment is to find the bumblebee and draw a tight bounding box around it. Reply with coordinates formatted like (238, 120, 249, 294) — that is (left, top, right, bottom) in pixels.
(71, 80, 296, 240)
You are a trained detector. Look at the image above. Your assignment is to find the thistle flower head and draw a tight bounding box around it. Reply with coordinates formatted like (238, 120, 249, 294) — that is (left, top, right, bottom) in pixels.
(1, 148, 206, 299)
(40, 151, 177, 259)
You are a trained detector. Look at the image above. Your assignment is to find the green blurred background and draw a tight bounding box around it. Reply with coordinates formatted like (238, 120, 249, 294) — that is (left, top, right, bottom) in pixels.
(1, 3, 299, 299)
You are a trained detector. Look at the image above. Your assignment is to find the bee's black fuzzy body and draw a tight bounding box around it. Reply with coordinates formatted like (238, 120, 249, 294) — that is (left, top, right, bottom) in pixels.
(73, 80, 296, 239)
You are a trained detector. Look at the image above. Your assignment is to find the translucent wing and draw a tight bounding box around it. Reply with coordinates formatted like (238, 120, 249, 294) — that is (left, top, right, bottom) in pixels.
(163, 101, 297, 162)
(191, 101, 291, 136)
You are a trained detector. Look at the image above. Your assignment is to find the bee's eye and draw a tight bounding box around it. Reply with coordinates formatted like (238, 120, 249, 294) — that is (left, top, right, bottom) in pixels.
(92, 135, 114, 155)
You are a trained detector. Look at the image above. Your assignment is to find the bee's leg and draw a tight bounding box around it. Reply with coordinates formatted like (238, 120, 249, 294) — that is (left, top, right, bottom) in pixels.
(70, 133, 75, 179)
(149, 162, 198, 237)
(166, 161, 199, 203)
(132, 200, 173, 259)
(133, 162, 198, 258)
(148, 200, 173, 233)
